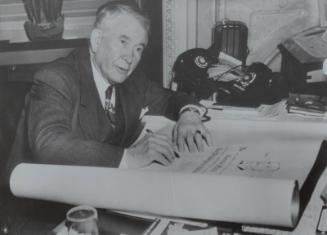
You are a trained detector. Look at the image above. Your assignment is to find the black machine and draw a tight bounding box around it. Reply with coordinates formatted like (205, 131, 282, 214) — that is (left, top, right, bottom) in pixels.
(172, 19, 281, 106)
(172, 48, 218, 100)
(172, 48, 277, 106)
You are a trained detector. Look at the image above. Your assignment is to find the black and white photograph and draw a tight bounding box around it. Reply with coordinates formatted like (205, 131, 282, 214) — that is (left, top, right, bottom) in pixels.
(1, 0, 327, 234)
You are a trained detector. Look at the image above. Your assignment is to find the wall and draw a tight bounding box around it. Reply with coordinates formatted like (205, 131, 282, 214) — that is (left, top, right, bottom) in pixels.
(0, 0, 149, 66)
(220, 0, 319, 68)
(141, 0, 163, 83)
(163, 0, 320, 87)
(0, 1, 321, 85)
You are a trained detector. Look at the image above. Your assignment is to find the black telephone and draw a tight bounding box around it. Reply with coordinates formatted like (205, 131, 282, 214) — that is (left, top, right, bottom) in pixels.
(172, 48, 218, 100)
(173, 48, 276, 106)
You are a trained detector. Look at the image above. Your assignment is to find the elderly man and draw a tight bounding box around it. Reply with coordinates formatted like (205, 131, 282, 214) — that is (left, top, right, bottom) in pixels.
(6, 0, 211, 175)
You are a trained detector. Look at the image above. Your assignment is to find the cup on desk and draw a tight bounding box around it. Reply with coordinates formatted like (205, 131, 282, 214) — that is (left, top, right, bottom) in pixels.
(66, 205, 99, 235)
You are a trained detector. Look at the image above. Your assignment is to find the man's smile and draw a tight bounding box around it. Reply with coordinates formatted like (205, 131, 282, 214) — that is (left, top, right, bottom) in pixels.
(115, 65, 129, 74)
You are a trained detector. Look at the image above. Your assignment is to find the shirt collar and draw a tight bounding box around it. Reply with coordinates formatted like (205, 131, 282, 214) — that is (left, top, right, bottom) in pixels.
(90, 53, 116, 108)
(91, 56, 111, 92)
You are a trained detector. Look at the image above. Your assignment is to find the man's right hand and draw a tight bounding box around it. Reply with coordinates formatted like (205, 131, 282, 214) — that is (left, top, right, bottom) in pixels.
(125, 132, 177, 168)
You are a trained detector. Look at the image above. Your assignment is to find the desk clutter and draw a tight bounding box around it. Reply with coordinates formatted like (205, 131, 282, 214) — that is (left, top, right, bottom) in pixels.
(142, 218, 219, 235)
(201, 95, 327, 122)
(286, 93, 327, 117)
(53, 205, 99, 235)
(52, 211, 223, 235)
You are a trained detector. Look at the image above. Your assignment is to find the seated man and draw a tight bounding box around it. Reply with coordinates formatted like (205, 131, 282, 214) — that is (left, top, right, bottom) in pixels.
(5, 0, 211, 178)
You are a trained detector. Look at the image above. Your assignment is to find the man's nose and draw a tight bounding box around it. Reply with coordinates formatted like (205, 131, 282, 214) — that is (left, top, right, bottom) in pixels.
(123, 55, 132, 64)
(122, 49, 134, 65)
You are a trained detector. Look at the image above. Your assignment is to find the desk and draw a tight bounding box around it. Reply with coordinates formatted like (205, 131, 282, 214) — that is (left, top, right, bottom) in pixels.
(0, 187, 152, 235)
(0, 188, 231, 234)
(2, 156, 327, 234)
(2, 147, 326, 235)
(2, 120, 327, 234)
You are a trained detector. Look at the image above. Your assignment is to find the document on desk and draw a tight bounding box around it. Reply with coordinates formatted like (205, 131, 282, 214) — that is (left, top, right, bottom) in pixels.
(10, 139, 322, 228)
(9, 117, 327, 229)
(142, 115, 327, 147)
(9, 162, 299, 228)
(147, 141, 319, 189)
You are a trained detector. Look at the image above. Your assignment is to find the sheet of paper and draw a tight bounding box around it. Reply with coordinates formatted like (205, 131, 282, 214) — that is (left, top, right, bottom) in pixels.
(201, 100, 327, 122)
(131, 115, 175, 146)
(10, 163, 299, 227)
(9, 117, 325, 229)
(204, 119, 327, 146)
(141, 116, 327, 146)
(148, 140, 321, 188)
(242, 168, 327, 235)
(143, 218, 218, 235)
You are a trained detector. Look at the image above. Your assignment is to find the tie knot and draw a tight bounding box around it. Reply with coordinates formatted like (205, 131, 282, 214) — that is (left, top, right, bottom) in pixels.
(105, 86, 114, 100)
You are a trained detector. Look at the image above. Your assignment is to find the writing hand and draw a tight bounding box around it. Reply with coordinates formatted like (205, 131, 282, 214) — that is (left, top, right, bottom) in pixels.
(173, 111, 212, 153)
(125, 131, 177, 168)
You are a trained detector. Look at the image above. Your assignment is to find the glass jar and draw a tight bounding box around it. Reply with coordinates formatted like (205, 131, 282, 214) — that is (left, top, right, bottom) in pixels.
(66, 205, 99, 235)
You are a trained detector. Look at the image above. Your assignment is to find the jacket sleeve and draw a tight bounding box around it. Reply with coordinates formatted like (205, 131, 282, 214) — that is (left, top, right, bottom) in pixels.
(26, 69, 124, 167)
(141, 76, 198, 120)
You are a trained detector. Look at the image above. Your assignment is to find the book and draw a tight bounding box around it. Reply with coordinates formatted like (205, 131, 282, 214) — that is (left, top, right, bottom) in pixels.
(286, 93, 327, 117)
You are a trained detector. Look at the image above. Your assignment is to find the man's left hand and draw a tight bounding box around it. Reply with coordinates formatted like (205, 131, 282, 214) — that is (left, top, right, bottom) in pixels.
(173, 111, 212, 152)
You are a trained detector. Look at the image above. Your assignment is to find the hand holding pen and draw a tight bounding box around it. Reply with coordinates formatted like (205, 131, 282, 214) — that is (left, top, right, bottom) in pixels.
(146, 129, 180, 158)
(125, 129, 179, 168)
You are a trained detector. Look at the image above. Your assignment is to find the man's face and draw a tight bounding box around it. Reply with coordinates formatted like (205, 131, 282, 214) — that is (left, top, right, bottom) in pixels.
(91, 12, 148, 84)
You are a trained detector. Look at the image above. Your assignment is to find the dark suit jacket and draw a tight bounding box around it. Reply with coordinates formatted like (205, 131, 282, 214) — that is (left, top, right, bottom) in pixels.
(5, 48, 196, 178)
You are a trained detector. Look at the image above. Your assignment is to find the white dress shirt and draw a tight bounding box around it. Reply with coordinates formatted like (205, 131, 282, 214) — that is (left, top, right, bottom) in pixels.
(91, 59, 115, 109)
(90, 57, 128, 168)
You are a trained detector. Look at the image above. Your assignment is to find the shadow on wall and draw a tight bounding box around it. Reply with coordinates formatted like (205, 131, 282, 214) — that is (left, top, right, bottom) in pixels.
(140, 0, 163, 83)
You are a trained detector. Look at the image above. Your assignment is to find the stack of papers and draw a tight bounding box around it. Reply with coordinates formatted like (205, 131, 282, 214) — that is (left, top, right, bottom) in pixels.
(143, 218, 218, 235)
(201, 99, 327, 122)
(286, 93, 327, 118)
(200, 100, 287, 120)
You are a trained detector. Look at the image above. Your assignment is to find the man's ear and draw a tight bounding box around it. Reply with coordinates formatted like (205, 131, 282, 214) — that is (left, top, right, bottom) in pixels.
(90, 28, 102, 53)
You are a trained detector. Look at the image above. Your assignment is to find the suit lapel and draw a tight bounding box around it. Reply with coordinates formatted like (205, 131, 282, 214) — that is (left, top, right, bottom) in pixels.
(76, 49, 144, 145)
(76, 49, 113, 141)
(117, 75, 145, 146)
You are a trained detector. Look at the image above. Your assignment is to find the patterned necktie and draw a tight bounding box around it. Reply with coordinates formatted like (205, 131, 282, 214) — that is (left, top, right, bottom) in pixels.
(105, 85, 116, 127)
